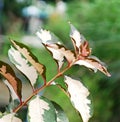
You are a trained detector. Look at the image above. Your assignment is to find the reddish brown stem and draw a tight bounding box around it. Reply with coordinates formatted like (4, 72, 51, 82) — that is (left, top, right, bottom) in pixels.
(13, 61, 74, 113)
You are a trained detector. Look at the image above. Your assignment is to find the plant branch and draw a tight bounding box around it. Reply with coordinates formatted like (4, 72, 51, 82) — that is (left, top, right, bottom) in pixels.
(13, 61, 74, 113)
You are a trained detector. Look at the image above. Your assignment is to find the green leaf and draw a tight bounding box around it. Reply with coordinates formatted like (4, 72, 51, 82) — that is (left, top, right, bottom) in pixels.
(0, 113, 22, 122)
(0, 61, 22, 102)
(8, 46, 39, 88)
(10, 40, 46, 83)
(52, 101, 69, 122)
(27, 95, 56, 122)
(64, 76, 91, 122)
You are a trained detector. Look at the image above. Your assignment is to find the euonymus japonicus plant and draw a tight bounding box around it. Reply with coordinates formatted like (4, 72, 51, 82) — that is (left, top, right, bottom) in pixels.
(0, 23, 110, 122)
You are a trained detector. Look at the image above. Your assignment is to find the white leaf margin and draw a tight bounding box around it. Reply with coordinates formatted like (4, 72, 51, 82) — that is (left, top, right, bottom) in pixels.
(8, 46, 38, 87)
(28, 95, 49, 122)
(0, 113, 22, 122)
(36, 29, 61, 45)
(36, 29, 52, 44)
(69, 23, 84, 49)
(74, 56, 111, 77)
(27, 95, 56, 122)
(3, 79, 18, 101)
(74, 59, 97, 73)
(47, 46, 64, 69)
(64, 76, 91, 122)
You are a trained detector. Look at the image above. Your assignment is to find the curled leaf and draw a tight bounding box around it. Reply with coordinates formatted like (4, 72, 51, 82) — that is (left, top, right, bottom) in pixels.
(80, 41, 91, 57)
(0, 61, 22, 101)
(4, 79, 18, 102)
(75, 56, 111, 77)
(69, 23, 85, 55)
(69, 24, 111, 77)
(64, 76, 91, 122)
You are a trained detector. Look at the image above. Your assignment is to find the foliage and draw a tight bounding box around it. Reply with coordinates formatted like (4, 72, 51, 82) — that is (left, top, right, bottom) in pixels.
(0, 0, 119, 121)
(0, 24, 110, 122)
(66, 1, 120, 121)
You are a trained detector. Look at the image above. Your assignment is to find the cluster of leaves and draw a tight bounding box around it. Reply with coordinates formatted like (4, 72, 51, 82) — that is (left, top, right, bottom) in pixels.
(66, 1, 119, 121)
(0, 23, 110, 122)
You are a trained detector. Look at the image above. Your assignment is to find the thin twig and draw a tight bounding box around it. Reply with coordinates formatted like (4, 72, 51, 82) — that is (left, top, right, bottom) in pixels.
(13, 61, 74, 113)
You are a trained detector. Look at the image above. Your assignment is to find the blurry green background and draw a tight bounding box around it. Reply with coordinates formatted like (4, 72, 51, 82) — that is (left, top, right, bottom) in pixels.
(0, 0, 120, 122)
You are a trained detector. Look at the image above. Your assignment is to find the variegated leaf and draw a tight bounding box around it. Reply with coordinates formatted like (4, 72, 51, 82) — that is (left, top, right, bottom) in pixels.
(8, 46, 38, 88)
(11, 40, 46, 82)
(0, 61, 22, 101)
(80, 41, 91, 57)
(69, 23, 85, 55)
(64, 76, 91, 122)
(75, 56, 111, 77)
(0, 113, 22, 122)
(36, 29, 61, 45)
(36, 29, 75, 69)
(52, 101, 69, 122)
(36, 29, 52, 44)
(3, 80, 20, 112)
(27, 95, 56, 122)
(46, 43, 75, 69)
(47, 46, 64, 69)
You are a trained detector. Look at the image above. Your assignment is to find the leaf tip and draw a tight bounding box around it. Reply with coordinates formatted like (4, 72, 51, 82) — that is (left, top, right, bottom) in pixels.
(106, 71, 111, 77)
